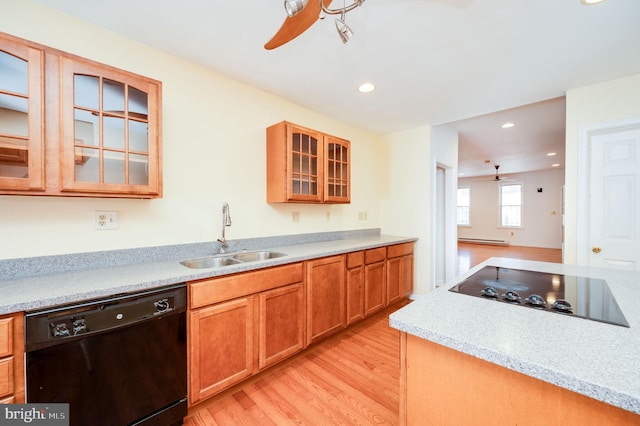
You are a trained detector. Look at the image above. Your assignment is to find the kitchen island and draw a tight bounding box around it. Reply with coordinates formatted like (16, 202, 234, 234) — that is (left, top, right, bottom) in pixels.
(390, 258, 640, 425)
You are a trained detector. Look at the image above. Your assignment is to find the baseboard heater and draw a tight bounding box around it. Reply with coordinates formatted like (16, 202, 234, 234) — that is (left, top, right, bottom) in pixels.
(458, 238, 509, 246)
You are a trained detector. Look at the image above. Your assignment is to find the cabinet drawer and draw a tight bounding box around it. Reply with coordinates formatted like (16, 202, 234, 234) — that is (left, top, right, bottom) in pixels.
(0, 357, 13, 398)
(190, 263, 303, 308)
(346, 251, 364, 269)
(387, 242, 414, 258)
(0, 318, 12, 358)
(365, 247, 386, 264)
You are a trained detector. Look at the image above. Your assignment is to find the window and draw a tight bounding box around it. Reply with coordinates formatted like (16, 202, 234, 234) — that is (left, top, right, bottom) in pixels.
(457, 187, 470, 226)
(500, 184, 522, 227)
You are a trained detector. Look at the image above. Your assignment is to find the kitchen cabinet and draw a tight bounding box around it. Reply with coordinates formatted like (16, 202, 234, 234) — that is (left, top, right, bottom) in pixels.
(306, 255, 346, 345)
(266, 121, 350, 204)
(258, 283, 305, 370)
(346, 251, 365, 325)
(189, 297, 254, 404)
(58, 55, 161, 196)
(0, 32, 162, 198)
(0, 313, 24, 404)
(188, 263, 304, 404)
(364, 247, 387, 316)
(386, 242, 414, 305)
(0, 35, 45, 192)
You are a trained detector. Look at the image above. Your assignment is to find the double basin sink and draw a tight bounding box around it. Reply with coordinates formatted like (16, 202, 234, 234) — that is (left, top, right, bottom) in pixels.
(180, 250, 286, 269)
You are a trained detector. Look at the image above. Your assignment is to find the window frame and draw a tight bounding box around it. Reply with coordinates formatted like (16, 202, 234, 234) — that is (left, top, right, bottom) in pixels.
(457, 186, 471, 227)
(499, 182, 524, 228)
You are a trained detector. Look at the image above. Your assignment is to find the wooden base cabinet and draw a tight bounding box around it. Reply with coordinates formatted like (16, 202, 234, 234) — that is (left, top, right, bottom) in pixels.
(306, 255, 346, 345)
(346, 251, 365, 325)
(387, 243, 414, 305)
(364, 248, 386, 316)
(0, 313, 25, 404)
(188, 263, 305, 405)
(258, 283, 305, 370)
(189, 297, 254, 404)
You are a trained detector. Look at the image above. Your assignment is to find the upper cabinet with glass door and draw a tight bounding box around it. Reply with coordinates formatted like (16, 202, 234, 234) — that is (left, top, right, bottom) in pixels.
(324, 136, 350, 203)
(266, 121, 350, 204)
(60, 57, 161, 196)
(0, 32, 162, 198)
(0, 37, 44, 191)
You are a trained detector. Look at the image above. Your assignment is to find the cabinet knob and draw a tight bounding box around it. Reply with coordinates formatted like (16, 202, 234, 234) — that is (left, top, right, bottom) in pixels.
(592, 246, 602, 254)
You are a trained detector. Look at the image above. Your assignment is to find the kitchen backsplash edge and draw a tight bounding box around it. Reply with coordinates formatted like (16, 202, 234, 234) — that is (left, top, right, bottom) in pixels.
(0, 228, 381, 280)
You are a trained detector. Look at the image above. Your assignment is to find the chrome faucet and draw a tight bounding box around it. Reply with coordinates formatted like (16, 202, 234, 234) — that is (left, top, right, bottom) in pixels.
(216, 202, 232, 252)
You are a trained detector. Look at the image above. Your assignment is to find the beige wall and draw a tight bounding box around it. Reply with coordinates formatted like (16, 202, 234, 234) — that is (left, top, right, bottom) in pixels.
(564, 73, 640, 264)
(458, 168, 565, 249)
(380, 126, 431, 294)
(0, 0, 386, 259)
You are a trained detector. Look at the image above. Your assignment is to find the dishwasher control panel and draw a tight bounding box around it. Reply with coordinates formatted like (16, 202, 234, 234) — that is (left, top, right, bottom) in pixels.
(25, 284, 186, 352)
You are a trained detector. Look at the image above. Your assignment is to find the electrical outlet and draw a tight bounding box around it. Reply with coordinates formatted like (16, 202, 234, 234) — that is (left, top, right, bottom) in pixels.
(95, 211, 119, 230)
(358, 211, 368, 221)
(292, 212, 300, 223)
(326, 211, 331, 221)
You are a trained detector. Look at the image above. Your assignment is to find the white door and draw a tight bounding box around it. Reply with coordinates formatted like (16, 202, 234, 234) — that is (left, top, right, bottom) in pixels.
(578, 119, 640, 270)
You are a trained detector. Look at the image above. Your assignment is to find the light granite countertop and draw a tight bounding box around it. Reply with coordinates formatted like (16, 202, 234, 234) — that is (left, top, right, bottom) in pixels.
(0, 229, 416, 315)
(389, 257, 640, 415)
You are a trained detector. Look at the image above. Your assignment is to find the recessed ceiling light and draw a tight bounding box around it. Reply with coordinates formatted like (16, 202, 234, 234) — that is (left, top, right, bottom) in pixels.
(547, 152, 557, 156)
(582, 0, 606, 5)
(501, 122, 515, 129)
(358, 83, 376, 93)
(552, 163, 560, 167)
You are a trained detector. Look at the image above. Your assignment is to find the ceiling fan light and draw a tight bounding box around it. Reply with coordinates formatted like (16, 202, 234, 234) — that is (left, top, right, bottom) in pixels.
(335, 18, 354, 43)
(284, 0, 309, 17)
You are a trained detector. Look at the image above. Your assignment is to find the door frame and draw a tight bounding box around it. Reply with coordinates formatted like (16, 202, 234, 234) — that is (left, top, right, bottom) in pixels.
(432, 161, 457, 288)
(576, 116, 640, 266)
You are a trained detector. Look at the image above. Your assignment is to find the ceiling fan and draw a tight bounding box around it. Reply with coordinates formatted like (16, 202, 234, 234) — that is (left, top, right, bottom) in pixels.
(265, 0, 364, 50)
(476, 164, 513, 182)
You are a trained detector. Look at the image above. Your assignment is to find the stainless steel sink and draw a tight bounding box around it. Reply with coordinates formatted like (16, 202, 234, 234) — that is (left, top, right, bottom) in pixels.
(180, 251, 286, 269)
(232, 251, 287, 262)
(180, 255, 243, 269)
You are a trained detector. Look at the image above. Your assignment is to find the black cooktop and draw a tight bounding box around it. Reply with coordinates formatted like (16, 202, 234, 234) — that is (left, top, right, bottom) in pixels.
(449, 266, 629, 327)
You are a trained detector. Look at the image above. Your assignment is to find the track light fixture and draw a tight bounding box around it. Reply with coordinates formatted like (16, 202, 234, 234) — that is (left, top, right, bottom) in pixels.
(283, 0, 365, 43)
(335, 13, 354, 43)
(284, 0, 309, 17)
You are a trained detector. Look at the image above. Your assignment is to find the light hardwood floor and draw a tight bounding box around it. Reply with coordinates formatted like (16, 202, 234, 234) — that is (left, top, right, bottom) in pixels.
(457, 243, 562, 275)
(186, 244, 563, 425)
(184, 301, 408, 426)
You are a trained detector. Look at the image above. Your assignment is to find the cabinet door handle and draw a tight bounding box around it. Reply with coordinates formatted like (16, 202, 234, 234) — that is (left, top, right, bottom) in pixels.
(592, 246, 602, 254)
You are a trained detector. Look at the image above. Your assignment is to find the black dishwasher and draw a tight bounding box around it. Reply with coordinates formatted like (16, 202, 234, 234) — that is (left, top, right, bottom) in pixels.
(25, 284, 187, 426)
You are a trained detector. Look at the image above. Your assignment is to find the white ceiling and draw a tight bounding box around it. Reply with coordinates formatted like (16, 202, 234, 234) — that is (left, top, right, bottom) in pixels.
(33, 0, 640, 177)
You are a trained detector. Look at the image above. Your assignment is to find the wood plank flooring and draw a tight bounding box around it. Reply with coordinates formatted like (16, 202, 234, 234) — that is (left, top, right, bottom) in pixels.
(184, 301, 409, 426)
(457, 243, 562, 275)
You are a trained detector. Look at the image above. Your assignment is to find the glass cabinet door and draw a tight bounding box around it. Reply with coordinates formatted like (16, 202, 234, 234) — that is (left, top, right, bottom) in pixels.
(0, 38, 44, 191)
(287, 125, 323, 202)
(324, 137, 350, 203)
(60, 57, 160, 196)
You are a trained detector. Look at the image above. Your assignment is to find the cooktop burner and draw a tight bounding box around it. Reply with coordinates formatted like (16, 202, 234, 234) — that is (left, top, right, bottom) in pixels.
(449, 266, 629, 327)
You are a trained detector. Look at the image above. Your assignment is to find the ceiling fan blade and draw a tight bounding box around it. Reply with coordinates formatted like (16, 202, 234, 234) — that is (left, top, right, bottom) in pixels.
(265, 0, 333, 50)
